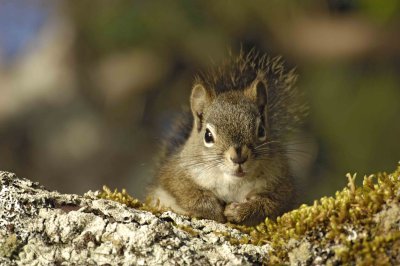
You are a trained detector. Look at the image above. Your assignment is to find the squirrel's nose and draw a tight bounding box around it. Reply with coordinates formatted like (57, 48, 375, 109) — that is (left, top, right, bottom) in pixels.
(230, 155, 248, 165)
(229, 146, 248, 165)
(227, 146, 249, 165)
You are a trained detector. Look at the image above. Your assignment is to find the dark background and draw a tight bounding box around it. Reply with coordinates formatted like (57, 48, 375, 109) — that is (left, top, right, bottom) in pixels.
(0, 0, 399, 204)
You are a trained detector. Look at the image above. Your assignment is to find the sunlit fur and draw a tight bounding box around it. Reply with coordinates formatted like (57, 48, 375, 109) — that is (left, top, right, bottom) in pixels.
(148, 50, 306, 226)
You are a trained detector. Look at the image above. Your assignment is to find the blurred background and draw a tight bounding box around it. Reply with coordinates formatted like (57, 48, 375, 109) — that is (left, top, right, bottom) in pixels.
(0, 0, 399, 204)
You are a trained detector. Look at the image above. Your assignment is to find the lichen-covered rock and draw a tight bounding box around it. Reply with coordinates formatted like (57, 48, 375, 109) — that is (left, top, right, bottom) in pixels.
(0, 171, 269, 265)
(2, 165, 400, 265)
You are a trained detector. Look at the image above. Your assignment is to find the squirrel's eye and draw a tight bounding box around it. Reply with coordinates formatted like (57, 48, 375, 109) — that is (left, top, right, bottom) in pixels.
(257, 124, 266, 142)
(204, 128, 214, 147)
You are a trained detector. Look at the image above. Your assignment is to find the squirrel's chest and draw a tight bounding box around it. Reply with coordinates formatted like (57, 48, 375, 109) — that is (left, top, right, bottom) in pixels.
(191, 170, 266, 203)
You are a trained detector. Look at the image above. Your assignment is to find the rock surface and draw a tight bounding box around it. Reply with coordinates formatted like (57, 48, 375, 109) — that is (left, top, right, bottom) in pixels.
(0, 171, 269, 265)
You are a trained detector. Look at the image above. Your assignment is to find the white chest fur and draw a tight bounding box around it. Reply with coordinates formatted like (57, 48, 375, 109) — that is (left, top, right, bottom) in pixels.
(189, 168, 267, 203)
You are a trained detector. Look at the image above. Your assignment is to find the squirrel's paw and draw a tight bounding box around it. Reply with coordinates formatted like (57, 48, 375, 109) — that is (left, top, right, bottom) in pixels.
(224, 201, 266, 226)
(224, 202, 250, 224)
(205, 202, 226, 223)
(196, 192, 226, 223)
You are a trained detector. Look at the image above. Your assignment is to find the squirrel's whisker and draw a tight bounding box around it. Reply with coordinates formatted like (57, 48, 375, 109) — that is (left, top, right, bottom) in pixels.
(148, 50, 306, 225)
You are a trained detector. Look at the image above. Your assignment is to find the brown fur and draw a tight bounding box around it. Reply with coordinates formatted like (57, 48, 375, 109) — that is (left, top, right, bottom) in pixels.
(147, 50, 306, 226)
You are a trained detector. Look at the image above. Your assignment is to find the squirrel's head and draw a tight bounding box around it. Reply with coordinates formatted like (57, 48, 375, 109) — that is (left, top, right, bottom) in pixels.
(189, 77, 271, 178)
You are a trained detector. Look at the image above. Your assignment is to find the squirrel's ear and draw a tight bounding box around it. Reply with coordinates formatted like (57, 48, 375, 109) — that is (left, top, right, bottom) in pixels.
(245, 79, 268, 114)
(190, 84, 212, 132)
(246, 79, 270, 133)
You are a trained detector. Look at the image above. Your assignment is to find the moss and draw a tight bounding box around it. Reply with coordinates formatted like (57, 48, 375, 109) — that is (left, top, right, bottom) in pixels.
(97, 163, 400, 265)
(0, 234, 20, 258)
(97, 186, 144, 209)
(175, 224, 200, 237)
(97, 185, 167, 214)
(251, 163, 400, 264)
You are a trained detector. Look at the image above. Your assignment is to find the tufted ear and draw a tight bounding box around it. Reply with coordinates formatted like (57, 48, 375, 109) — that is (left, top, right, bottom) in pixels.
(245, 78, 270, 135)
(245, 79, 268, 115)
(190, 84, 213, 132)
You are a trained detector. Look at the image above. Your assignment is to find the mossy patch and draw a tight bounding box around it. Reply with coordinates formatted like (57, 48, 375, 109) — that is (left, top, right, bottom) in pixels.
(97, 186, 167, 214)
(97, 186, 144, 210)
(98, 163, 400, 265)
(0, 233, 20, 258)
(251, 163, 400, 264)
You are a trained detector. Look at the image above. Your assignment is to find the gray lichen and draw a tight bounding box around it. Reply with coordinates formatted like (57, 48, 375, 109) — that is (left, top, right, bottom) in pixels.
(287, 239, 311, 265)
(0, 171, 269, 265)
(2, 166, 400, 265)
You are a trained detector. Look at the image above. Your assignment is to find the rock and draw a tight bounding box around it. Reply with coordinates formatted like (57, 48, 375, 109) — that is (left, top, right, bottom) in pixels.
(4, 167, 399, 265)
(0, 171, 270, 265)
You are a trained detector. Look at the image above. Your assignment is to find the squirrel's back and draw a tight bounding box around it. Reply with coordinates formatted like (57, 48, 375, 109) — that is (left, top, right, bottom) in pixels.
(159, 110, 193, 162)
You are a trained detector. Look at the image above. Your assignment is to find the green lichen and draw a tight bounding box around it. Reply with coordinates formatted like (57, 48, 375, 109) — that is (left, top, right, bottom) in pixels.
(97, 163, 400, 265)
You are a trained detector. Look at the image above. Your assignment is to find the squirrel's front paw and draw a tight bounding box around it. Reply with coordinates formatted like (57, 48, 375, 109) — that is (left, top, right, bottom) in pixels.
(205, 198, 226, 223)
(224, 202, 250, 224)
(224, 201, 265, 226)
(194, 191, 226, 223)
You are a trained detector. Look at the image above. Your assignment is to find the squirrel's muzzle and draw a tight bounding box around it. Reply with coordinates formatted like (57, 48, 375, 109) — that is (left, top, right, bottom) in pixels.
(227, 146, 249, 165)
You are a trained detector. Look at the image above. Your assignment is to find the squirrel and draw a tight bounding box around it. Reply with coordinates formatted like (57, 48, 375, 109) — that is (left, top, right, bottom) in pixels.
(147, 50, 307, 226)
